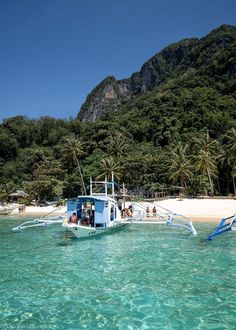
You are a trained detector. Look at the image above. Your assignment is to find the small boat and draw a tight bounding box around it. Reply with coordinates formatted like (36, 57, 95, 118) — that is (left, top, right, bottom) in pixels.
(63, 176, 128, 238)
(206, 214, 236, 240)
(12, 175, 197, 238)
(0, 204, 18, 215)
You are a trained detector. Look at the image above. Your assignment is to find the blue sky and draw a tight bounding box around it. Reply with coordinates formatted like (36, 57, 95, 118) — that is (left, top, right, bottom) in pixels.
(0, 0, 235, 122)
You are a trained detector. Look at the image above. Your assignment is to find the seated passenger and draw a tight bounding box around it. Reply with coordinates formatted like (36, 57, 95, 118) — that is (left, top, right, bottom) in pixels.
(89, 210, 94, 227)
(125, 208, 131, 217)
(69, 212, 78, 224)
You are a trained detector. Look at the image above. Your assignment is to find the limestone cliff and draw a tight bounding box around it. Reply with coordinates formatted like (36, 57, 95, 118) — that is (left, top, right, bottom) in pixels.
(78, 24, 236, 122)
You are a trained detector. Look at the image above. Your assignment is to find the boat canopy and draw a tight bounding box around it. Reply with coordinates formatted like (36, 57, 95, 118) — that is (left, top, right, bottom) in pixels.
(67, 195, 117, 228)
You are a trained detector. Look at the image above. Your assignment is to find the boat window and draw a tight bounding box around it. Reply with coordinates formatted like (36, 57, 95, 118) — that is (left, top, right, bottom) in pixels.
(110, 207, 114, 221)
(95, 223, 104, 228)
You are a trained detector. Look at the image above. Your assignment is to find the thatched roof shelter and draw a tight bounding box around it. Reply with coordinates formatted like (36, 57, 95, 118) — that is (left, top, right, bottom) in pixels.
(9, 190, 29, 200)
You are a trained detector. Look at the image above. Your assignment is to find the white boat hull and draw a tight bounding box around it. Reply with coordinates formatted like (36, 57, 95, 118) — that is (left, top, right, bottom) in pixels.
(63, 221, 128, 238)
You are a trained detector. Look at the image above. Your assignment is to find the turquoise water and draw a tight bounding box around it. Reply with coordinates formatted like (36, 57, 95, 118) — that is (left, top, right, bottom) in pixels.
(0, 217, 236, 330)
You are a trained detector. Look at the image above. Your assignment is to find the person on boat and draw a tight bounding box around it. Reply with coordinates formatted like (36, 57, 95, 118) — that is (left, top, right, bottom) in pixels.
(146, 207, 150, 217)
(152, 206, 157, 217)
(69, 212, 78, 224)
(125, 208, 131, 218)
(81, 211, 90, 226)
(88, 209, 94, 227)
(128, 204, 133, 217)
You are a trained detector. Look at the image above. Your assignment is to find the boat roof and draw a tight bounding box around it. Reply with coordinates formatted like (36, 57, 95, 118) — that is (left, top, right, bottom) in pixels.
(69, 195, 117, 203)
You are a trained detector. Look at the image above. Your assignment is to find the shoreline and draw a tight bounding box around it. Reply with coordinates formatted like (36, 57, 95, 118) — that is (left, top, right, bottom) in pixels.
(3, 214, 220, 223)
(1, 198, 236, 224)
(1, 205, 67, 218)
(188, 216, 220, 223)
(10, 212, 66, 217)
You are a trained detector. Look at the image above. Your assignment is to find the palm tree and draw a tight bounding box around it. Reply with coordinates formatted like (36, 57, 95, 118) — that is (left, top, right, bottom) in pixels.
(193, 131, 218, 155)
(223, 128, 236, 194)
(96, 157, 122, 181)
(193, 131, 219, 195)
(63, 135, 86, 195)
(106, 130, 129, 160)
(195, 150, 217, 196)
(231, 165, 236, 195)
(168, 143, 193, 193)
(225, 128, 236, 154)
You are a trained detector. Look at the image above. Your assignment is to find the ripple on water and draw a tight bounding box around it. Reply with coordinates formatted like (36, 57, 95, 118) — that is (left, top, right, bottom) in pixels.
(0, 217, 236, 329)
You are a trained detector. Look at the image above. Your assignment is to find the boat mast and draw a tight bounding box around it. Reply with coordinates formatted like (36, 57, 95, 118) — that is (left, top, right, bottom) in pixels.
(105, 175, 108, 196)
(89, 172, 115, 197)
(90, 176, 93, 196)
(123, 182, 126, 210)
(111, 172, 115, 198)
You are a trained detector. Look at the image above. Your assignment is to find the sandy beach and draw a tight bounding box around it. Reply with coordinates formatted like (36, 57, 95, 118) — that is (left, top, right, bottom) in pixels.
(10, 205, 67, 216)
(3, 198, 236, 223)
(157, 198, 236, 222)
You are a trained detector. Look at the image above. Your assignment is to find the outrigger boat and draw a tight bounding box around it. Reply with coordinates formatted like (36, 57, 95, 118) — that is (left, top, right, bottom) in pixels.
(206, 214, 236, 240)
(63, 175, 128, 238)
(63, 195, 197, 238)
(12, 175, 128, 237)
(12, 174, 197, 238)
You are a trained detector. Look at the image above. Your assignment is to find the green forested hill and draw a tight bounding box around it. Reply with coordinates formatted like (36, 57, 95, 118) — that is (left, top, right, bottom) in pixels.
(1, 24, 236, 202)
(78, 24, 236, 122)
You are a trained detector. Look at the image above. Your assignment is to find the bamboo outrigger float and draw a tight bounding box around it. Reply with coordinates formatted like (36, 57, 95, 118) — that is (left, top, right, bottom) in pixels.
(12, 209, 65, 231)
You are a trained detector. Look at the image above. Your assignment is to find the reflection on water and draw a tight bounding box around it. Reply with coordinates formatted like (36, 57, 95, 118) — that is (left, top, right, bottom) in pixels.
(0, 216, 236, 329)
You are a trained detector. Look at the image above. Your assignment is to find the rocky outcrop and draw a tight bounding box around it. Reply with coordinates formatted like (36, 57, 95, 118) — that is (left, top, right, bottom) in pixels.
(78, 24, 236, 122)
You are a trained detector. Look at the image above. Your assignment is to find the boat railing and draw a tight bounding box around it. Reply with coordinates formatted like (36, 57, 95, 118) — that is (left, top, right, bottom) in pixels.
(129, 205, 145, 220)
(206, 214, 236, 240)
(131, 201, 197, 235)
(166, 212, 197, 236)
(133, 201, 170, 220)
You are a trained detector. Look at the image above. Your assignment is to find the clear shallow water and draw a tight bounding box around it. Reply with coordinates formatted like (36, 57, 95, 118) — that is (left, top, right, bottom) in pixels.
(0, 217, 236, 330)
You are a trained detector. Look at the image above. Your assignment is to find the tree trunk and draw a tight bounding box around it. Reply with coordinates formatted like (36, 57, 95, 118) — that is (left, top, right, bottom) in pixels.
(75, 157, 86, 196)
(217, 178, 220, 195)
(207, 168, 214, 196)
(233, 175, 236, 196)
(180, 176, 187, 195)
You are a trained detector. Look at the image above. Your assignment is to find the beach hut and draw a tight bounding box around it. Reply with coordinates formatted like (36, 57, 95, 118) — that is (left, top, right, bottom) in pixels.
(9, 190, 29, 202)
(9, 190, 30, 212)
